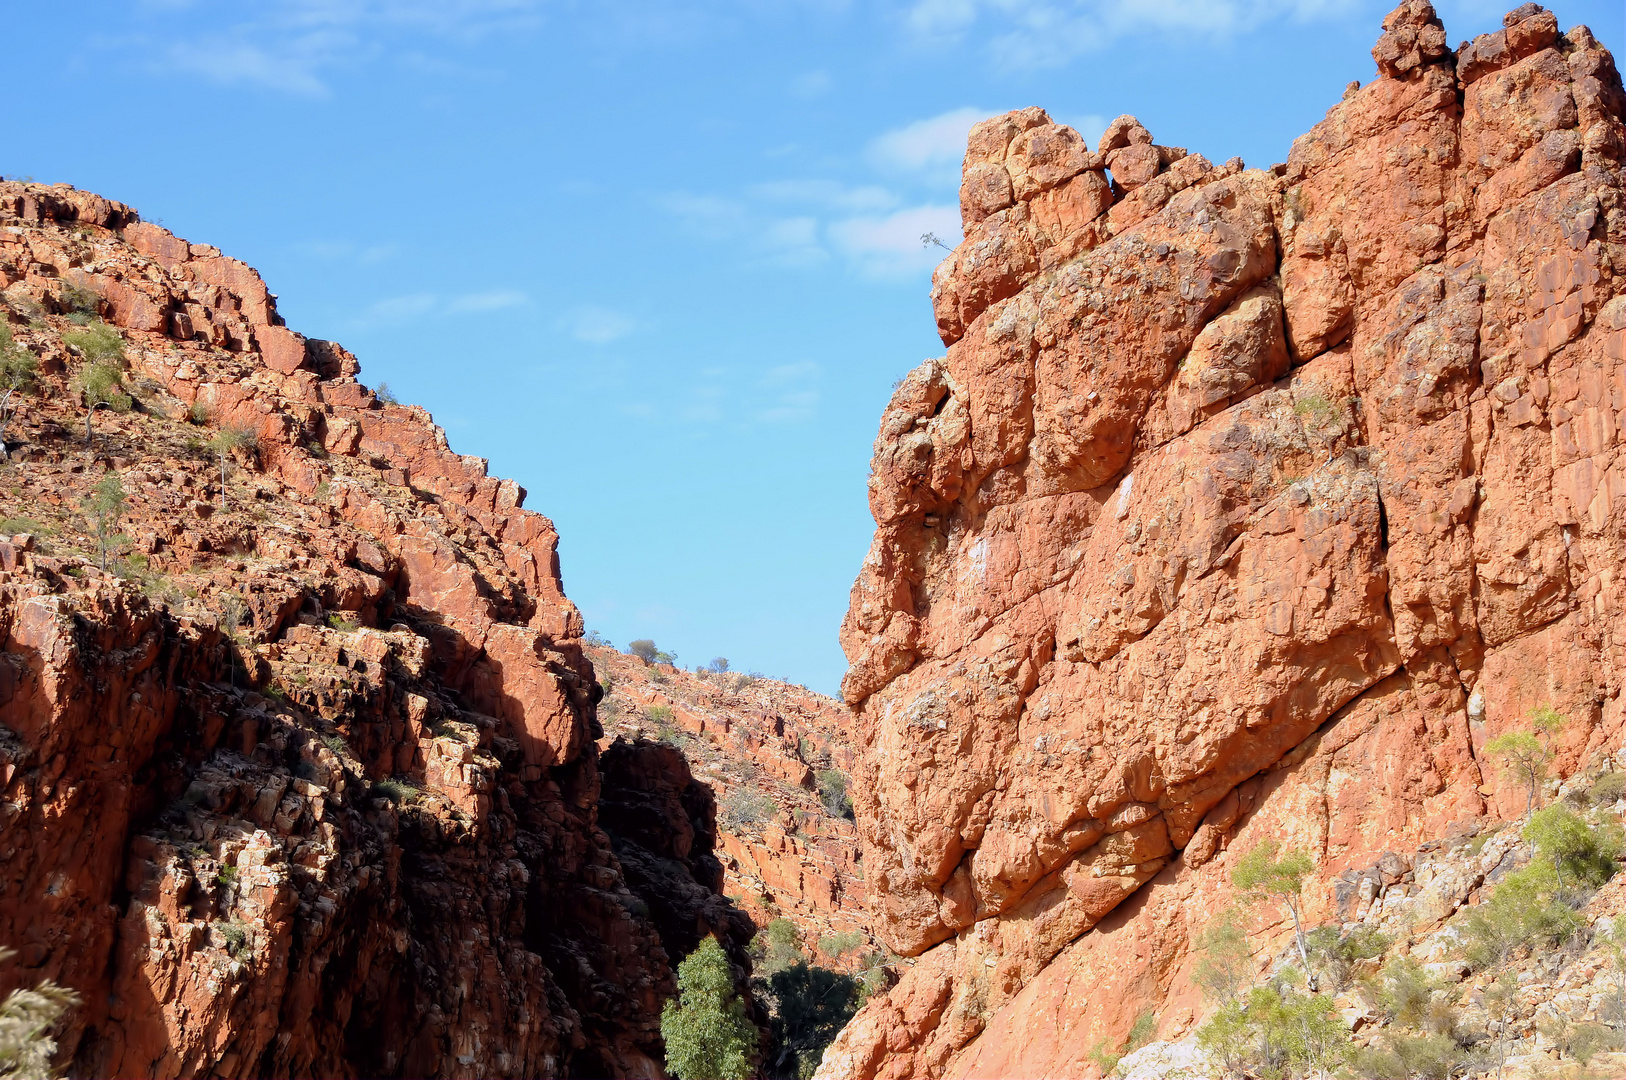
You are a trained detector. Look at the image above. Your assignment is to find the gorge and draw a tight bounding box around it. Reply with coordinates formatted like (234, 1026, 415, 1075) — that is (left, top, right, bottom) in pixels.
(0, 1, 1622, 1077)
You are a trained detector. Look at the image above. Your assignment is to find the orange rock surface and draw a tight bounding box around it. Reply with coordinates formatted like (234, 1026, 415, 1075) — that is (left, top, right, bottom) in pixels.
(589, 646, 879, 968)
(824, 3, 1625, 1076)
(0, 184, 757, 1076)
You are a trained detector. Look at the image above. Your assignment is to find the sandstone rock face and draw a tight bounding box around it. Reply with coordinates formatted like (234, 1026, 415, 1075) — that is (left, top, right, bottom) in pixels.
(827, 4, 1625, 1076)
(0, 184, 754, 1076)
(590, 646, 879, 971)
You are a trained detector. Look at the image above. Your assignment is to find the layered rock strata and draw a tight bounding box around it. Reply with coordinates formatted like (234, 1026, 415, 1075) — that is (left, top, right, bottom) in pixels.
(825, 3, 1625, 1076)
(590, 645, 877, 968)
(0, 183, 754, 1076)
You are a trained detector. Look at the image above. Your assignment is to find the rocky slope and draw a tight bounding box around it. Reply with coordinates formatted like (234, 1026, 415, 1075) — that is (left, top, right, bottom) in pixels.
(588, 645, 879, 971)
(0, 183, 756, 1076)
(822, 3, 1625, 1076)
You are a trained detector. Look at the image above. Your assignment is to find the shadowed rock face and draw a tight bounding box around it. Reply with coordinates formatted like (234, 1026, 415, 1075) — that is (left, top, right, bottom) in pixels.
(826, 3, 1625, 1075)
(0, 185, 756, 1076)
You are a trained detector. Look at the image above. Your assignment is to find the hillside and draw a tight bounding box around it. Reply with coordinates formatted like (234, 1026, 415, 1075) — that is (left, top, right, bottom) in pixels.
(0, 182, 758, 1076)
(821, 2, 1626, 1077)
(587, 643, 880, 972)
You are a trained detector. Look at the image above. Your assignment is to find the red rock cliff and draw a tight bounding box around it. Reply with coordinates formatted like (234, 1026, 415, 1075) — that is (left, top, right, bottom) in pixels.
(825, 3, 1625, 1076)
(0, 184, 756, 1075)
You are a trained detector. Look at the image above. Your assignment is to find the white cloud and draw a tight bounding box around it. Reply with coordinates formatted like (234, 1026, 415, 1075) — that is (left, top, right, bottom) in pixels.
(829, 205, 962, 277)
(448, 289, 528, 313)
(136, 0, 545, 95)
(907, 0, 1356, 68)
(866, 107, 986, 177)
(749, 180, 898, 213)
(357, 292, 438, 327)
(569, 306, 635, 344)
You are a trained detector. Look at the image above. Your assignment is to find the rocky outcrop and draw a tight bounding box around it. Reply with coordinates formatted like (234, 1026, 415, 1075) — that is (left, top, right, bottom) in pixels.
(826, 4, 1624, 1076)
(590, 646, 878, 970)
(0, 183, 753, 1076)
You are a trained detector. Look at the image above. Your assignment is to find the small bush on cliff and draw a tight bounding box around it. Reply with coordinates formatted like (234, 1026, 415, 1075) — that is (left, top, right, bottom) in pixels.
(0, 947, 79, 1079)
(208, 425, 257, 509)
(81, 471, 126, 571)
(69, 341, 131, 443)
(755, 918, 803, 975)
(661, 936, 757, 1080)
(1193, 907, 1255, 1005)
(816, 769, 853, 820)
(1486, 706, 1566, 817)
(1198, 984, 1347, 1080)
(721, 790, 778, 831)
(817, 931, 864, 962)
(1305, 924, 1389, 993)
(0, 323, 38, 452)
(629, 639, 658, 663)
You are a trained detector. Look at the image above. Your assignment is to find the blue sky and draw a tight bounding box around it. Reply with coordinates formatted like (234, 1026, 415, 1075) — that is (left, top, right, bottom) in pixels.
(11, 0, 1619, 695)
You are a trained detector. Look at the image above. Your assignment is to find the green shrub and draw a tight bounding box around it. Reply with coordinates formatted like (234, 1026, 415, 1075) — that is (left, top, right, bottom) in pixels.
(1589, 771, 1626, 807)
(817, 769, 852, 820)
(720, 790, 778, 831)
(218, 920, 249, 958)
(1198, 985, 1348, 1079)
(215, 864, 238, 887)
(629, 639, 658, 663)
(372, 778, 420, 805)
(817, 930, 864, 962)
(71, 352, 131, 442)
(58, 282, 100, 319)
(755, 918, 803, 975)
(1307, 924, 1390, 992)
(1192, 906, 1254, 1005)
(374, 381, 399, 405)
(326, 612, 360, 632)
(1524, 804, 1623, 890)
(81, 471, 126, 571)
(660, 936, 757, 1080)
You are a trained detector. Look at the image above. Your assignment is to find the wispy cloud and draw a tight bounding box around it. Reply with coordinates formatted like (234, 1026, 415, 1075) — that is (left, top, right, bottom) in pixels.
(568, 305, 636, 344)
(132, 0, 546, 95)
(867, 107, 986, 181)
(830, 205, 962, 277)
(347, 288, 531, 329)
(295, 238, 400, 265)
(905, 0, 1357, 68)
(448, 289, 528, 313)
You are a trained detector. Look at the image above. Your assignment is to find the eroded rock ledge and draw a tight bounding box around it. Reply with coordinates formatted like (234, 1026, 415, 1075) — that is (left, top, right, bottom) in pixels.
(824, 3, 1624, 1076)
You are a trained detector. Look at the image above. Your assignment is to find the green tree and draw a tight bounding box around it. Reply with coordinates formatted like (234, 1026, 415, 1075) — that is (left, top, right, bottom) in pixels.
(1485, 707, 1565, 817)
(629, 639, 659, 663)
(65, 322, 130, 443)
(81, 472, 126, 571)
(0, 946, 79, 1080)
(660, 936, 757, 1080)
(709, 656, 730, 673)
(208, 425, 256, 509)
(1233, 841, 1318, 990)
